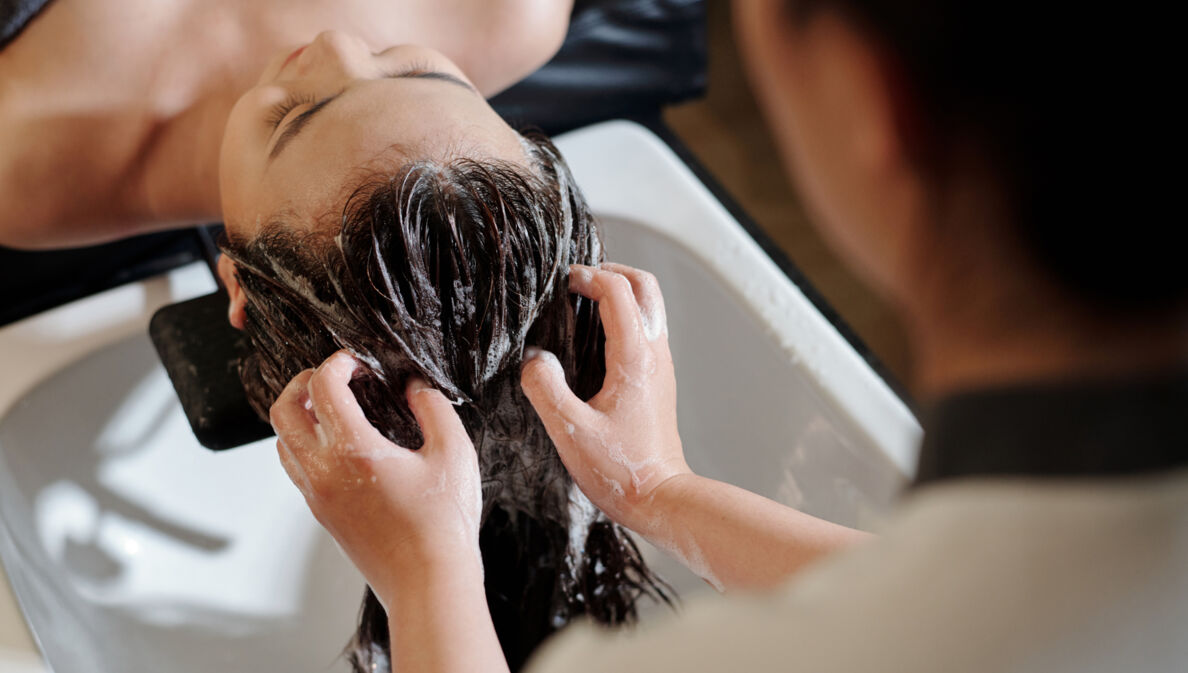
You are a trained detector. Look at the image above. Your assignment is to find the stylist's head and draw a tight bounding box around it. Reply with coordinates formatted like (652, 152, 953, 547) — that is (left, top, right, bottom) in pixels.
(218, 30, 528, 237)
(737, 1, 1183, 392)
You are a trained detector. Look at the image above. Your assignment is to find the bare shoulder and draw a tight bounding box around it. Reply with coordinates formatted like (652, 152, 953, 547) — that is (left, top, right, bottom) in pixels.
(0, 103, 52, 248)
(0, 115, 138, 249)
(0, 0, 573, 247)
(415, 0, 573, 96)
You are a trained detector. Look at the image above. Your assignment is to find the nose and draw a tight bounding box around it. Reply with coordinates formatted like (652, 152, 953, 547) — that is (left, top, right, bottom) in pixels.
(305, 30, 371, 75)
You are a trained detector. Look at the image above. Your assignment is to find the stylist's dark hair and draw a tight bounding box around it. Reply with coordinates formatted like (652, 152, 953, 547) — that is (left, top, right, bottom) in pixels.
(220, 133, 671, 672)
(785, 1, 1183, 314)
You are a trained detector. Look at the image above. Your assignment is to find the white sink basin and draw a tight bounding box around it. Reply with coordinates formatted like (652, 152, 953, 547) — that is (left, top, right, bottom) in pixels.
(0, 121, 921, 671)
(0, 263, 364, 673)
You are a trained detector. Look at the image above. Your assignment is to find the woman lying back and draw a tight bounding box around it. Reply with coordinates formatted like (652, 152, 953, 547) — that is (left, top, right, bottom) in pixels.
(0, 0, 568, 248)
(2, 9, 670, 671)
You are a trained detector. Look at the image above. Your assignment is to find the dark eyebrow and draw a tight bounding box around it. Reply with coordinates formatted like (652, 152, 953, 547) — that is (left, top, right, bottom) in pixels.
(269, 94, 341, 161)
(267, 71, 477, 163)
(396, 70, 477, 93)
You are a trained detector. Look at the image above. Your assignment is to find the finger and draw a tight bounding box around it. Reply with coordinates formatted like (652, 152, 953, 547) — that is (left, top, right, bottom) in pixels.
(520, 347, 594, 444)
(270, 369, 317, 450)
(404, 378, 470, 448)
(306, 350, 389, 447)
(276, 437, 316, 497)
(568, 265, 646, 365)
(601, 263, 668, 342)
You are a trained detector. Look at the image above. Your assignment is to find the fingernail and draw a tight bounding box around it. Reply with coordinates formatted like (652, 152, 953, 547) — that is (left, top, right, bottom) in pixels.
(524, 348, 563, 375)
(568, 265, 594, 285)
(316, 351, 356, 377)
(336, 351, 359, 373)
(406, 377, 431, 395)
(523, 347, 561, 370)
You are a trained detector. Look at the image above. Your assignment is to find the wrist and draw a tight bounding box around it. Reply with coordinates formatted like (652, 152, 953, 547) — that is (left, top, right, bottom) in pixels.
(370, 534, 484, 607)
(620, 468, 698, 533)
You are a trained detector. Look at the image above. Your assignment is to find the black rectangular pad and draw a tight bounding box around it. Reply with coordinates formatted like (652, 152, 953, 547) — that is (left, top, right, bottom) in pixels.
(149, 291, 274, 450)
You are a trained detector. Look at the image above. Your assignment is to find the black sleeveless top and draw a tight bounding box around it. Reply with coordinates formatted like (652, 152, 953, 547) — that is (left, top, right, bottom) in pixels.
(0, 0, 53, 50)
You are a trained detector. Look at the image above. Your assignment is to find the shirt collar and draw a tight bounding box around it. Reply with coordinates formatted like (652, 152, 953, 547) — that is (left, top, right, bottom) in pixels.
(913, 370, 1188, 487)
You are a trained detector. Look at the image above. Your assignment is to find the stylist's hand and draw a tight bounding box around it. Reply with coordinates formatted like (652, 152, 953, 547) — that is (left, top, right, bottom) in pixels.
(270, 350, 482, 606)
(521, 263, 690, 531)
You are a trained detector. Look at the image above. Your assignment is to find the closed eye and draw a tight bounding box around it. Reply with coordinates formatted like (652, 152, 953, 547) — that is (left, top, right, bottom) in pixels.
(266, 67, 478, 163)
(268, 94, 340, 159)
(266, 92, 318, 130)
(384, 59, 435, 78)
(383, 66, 477, 93)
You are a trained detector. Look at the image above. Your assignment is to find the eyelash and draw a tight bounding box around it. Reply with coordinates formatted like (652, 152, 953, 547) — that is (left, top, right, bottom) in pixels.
(266, 59, 436, 130)
(385, 58, 435, 78)
(266, 92, 318, 129)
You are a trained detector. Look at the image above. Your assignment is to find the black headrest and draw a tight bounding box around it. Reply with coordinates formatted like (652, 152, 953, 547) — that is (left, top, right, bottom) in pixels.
(149, 291, 273, 450)
(491, 0, 706, 134)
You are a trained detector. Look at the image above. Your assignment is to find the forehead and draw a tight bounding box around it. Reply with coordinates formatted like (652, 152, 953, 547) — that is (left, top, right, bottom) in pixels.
(254, 78, 528, 230)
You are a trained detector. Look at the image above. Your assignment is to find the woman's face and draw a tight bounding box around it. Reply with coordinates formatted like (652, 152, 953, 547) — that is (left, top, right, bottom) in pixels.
(219, 31, 528, 237)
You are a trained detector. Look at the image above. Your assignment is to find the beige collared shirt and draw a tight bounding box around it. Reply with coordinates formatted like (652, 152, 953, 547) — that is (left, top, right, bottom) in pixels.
(528, 471, 1188, 673)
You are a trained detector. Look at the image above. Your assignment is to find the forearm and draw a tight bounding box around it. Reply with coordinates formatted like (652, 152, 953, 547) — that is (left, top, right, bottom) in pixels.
(629, 474, 870, 591)
(381, 552, 509, 673)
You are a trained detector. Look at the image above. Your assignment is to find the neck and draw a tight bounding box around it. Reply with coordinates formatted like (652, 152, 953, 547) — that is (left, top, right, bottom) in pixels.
(136, 92, 239, 222)
(897, 167, 1188, 400)
(135, 12, 281, 223)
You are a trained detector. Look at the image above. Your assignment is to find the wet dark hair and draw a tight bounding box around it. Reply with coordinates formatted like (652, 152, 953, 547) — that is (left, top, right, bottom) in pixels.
(220, 133, 672, 671)
(786, 1, 1184, 314)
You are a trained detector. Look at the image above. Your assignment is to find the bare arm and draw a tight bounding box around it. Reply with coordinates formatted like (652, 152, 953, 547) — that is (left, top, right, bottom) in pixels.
(520, 264, 867, 591)
(632, 474, 868, 591)
(384, 551, 506, 673)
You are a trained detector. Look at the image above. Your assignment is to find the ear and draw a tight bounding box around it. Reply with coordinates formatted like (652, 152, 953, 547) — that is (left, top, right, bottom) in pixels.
(736, 3, 914, 176)
(735, 2, 928, 301)
(217, 255, 247, 330)
(813, 13, 906, 176)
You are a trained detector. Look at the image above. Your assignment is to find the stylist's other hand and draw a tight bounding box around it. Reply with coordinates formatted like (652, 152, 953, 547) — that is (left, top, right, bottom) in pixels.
(521, 263, 690, 531)
(270, 350, 482, 606)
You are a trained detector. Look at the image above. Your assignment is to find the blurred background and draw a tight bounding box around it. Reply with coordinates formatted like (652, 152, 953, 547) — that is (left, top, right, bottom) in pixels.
(666, 3, 912, 386)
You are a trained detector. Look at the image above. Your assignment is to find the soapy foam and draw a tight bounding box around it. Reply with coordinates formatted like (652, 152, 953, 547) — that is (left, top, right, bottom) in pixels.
(341, 440, 402, 461)
(226, 137, 672, 659)
(591, 466, 625, 498)
(565, 486, 599, 574)
(314, 422, 330, 448)
(642, 516, 725, 593)
(640, 298, 667, 343)
(606, 442, 662, 492)
(569, 264, 594, 287)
